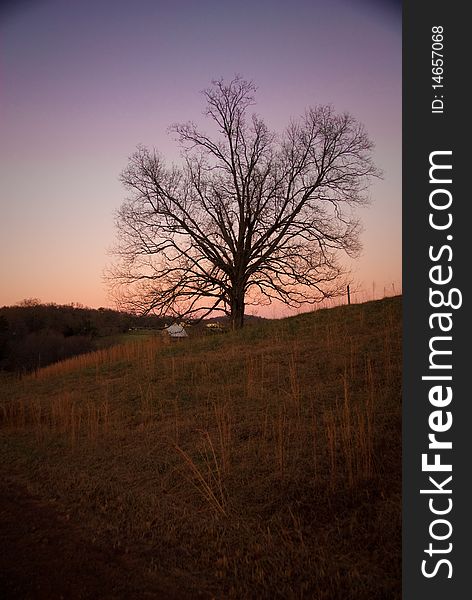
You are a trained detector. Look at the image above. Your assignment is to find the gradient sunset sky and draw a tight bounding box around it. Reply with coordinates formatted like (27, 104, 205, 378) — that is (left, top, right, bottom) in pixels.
(1, 0, 401, 316)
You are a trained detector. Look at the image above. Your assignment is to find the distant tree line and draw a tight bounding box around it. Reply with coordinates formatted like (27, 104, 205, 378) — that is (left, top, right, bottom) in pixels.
(0, 299, 166, 373)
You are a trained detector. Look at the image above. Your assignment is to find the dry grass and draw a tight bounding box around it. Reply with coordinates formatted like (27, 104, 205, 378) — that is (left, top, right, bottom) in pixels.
(0, 296, 402, 599)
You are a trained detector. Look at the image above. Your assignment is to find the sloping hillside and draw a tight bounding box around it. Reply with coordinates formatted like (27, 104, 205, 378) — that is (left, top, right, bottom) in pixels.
(0, 296, 401, 599)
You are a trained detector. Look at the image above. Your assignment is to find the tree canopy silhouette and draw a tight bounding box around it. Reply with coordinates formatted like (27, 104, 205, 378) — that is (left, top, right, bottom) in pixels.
(109, 76, 379, 328)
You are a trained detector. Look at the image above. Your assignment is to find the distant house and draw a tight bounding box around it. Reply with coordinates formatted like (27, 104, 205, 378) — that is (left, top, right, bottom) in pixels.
(165, 323, 188, 338)
(205, 322, 226, 333)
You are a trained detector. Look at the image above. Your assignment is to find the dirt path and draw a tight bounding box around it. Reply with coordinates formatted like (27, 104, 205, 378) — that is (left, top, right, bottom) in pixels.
(0, 479, 195, 600)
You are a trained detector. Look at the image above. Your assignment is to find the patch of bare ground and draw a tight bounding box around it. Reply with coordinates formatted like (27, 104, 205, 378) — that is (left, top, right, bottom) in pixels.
(0, 479, 202, 599)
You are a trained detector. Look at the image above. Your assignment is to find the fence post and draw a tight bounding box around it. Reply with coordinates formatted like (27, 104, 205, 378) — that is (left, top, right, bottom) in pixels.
(347, 285, 351, 305)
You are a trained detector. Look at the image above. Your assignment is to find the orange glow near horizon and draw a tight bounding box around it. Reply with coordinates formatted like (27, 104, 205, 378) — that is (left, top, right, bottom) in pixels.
(0, 0, 401, 317)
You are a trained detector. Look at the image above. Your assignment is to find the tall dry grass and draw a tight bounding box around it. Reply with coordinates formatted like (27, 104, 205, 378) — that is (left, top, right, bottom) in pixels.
(0, 297, 402, 599)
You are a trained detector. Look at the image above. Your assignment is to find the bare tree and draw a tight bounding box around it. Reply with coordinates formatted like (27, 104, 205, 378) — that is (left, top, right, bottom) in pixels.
(108, 76, 379, 329)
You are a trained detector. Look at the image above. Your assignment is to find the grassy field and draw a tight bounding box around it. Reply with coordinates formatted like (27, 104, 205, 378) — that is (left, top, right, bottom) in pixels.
(0, 296, 401, 599)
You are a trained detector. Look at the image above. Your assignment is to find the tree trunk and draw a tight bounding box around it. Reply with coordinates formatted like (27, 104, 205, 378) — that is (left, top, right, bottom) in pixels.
(230, 288, 245, 330)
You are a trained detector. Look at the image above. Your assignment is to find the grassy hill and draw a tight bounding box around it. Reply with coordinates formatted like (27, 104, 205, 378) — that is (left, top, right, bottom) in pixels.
(0, 296, 401, 599)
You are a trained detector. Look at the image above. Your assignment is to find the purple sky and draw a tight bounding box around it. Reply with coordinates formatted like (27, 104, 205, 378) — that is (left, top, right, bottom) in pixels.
(0, 0, 401, 315)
